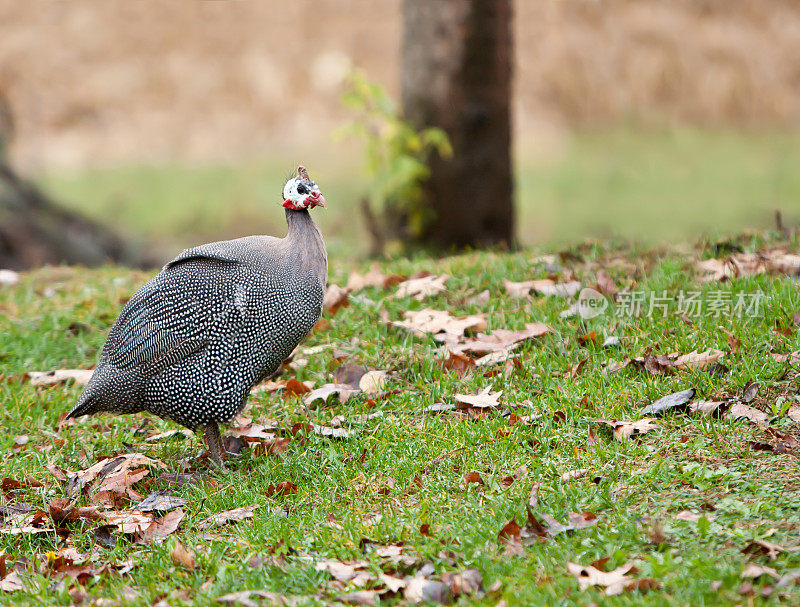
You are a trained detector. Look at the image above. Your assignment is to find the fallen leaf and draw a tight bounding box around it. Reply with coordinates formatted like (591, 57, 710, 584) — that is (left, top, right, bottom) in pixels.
(497, 518, 521, 544)
(689, 400, 729, 417)
(727, 402, 770, 424)
(441, 568, 483, 598)
(171, 540, 197, 569)
(216, 590, 296, 607)
(641, 388, 696, 415)
(455, 387, 502, 409)
(266, 481, 297, 497)
(334, 590, 381, 605)
(596, 270, 618, 298)
(463, 472, 485, 487)
(675, 349, 725, 370)
(0, 269, 20, 286)
(504, 279, 580, 298)
(438, 353, 476, 375)
(27, 369, 94, 386)
(323, 284, 350, 314)
(0, 570, 26, 592)
(390, 308, 486, 340)
(742, 539, 798, 561)
(741, 564, 780, 580)
(145, 429, 194, 442)
(137, 508, 185, 543)
(333, 363, 370, 388)
(136, 489, 188, 512)
(396, 274, 449, 300)
(403, 577, 451, 604)
(103, 510, 153, 535)
(347, 264, 403, 291)
(566, 561, 640, 595)
(359, 370, 387, 394)
(560, 468, 590, 482)
(591, 418, 659, 441)
(675, 510, 717, 523)
(304, 384, 359, 405)
(742, 381, 760, 402)
(197, 504, 259, 530)
(311, 423, 357, 439)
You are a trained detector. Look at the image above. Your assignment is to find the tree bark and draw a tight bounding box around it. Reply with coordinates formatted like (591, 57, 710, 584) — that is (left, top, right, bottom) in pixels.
(402, 0, 514, 248)
(0, 90, 151, 270)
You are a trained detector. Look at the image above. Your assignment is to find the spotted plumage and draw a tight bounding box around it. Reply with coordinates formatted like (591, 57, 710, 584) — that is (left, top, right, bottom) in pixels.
(69, 167, 327, 465)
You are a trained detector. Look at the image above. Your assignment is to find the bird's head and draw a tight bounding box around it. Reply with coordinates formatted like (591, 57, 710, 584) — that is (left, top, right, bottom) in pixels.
(282, 166, 327, 211)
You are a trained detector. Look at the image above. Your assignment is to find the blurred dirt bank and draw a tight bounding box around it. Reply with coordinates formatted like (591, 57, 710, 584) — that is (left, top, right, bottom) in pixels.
(1, 0, 798, 169)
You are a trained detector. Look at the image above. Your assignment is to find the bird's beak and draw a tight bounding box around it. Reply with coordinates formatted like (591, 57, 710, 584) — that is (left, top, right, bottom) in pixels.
(310, 192, 327, 208)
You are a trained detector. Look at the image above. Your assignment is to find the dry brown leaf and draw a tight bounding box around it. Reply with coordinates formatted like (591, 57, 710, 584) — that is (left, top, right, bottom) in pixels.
(27, 369, 94, 386)
(197, 504, 259, 530)
(727, 402, 770, 424)
(403, 577, 451, 604)
(455, 386, 502, 409)
(442, 568, 483, 598)
(323, 284, 350, 314)
(314, 559, 370, 582)
(137, 489, 188, 512)
(741, 564, 780, 580)
(438, 352, 476, 375)
(742, 539, 798, 561)
(0, 570, 26, 592)
(103, 510, 153, 534)
(567, 561, 639, 595)
(304, 384, 360, 405)
(359, 370, 387, 394)
(266, 481, 297, 497)
(335, 590, 382, 605)
(503, 278, 580, 298)
(390, 308, 487, 340)
(787, 405, 800, 423)
(137, 508, 185, 543)
(560, 468, 590, 482)
(144, 429, 194, 442)
(675, 510, 717, 523)
(346, 264, 398, 291)
(497, 518, 521, 544)
(674, 349, 725, 370)
(596, 270, 618, 298)
(591, 418, 659, 441)
(69, 453, 166, 489)
(449, 323, 552, 359)
(395, 274, 449, 300)
(171, 540, 197, 569)
(463, 472, 485, 487)
(216, 590, 296, 607)
(311, 423, 357, 439)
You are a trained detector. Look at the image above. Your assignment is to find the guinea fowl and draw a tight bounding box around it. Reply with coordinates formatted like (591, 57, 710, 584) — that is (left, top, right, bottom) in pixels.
(68, 166, 327, 465)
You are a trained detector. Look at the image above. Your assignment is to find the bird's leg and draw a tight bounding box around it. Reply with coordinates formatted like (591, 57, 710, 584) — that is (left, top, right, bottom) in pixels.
(198, 422, 225, 467)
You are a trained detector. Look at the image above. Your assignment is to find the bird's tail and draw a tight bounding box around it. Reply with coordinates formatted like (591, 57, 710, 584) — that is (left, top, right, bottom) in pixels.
(67, 385, 101, 419)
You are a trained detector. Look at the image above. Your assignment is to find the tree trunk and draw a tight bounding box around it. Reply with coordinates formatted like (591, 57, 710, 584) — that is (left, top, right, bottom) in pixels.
(402, 0, 514, 248)
(0, 91, 151, 270)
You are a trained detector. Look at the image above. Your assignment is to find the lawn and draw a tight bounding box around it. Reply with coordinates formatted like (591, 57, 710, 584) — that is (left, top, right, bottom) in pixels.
(36, 127, 800, 261)
(1, 229, 799, 605)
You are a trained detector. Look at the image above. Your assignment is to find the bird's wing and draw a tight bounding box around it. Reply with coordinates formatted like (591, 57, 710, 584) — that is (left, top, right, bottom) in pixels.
(103, 254, 246, 374)
(164, 241, 245, 270)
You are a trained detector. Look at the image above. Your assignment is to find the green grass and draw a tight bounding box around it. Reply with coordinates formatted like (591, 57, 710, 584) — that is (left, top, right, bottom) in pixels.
(1, 231, 799, 605)
(36, 128, 800, 260)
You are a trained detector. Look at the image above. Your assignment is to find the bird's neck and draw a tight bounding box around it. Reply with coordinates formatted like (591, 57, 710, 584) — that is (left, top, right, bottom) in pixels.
(284, 208, 327, 274)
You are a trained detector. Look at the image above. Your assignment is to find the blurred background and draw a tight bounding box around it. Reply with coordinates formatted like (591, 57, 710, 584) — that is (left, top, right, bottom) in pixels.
(1, 0, 799, 267)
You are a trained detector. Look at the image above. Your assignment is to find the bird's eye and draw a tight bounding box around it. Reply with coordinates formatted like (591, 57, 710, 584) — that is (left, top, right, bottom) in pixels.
(296, 183, 309, 195)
